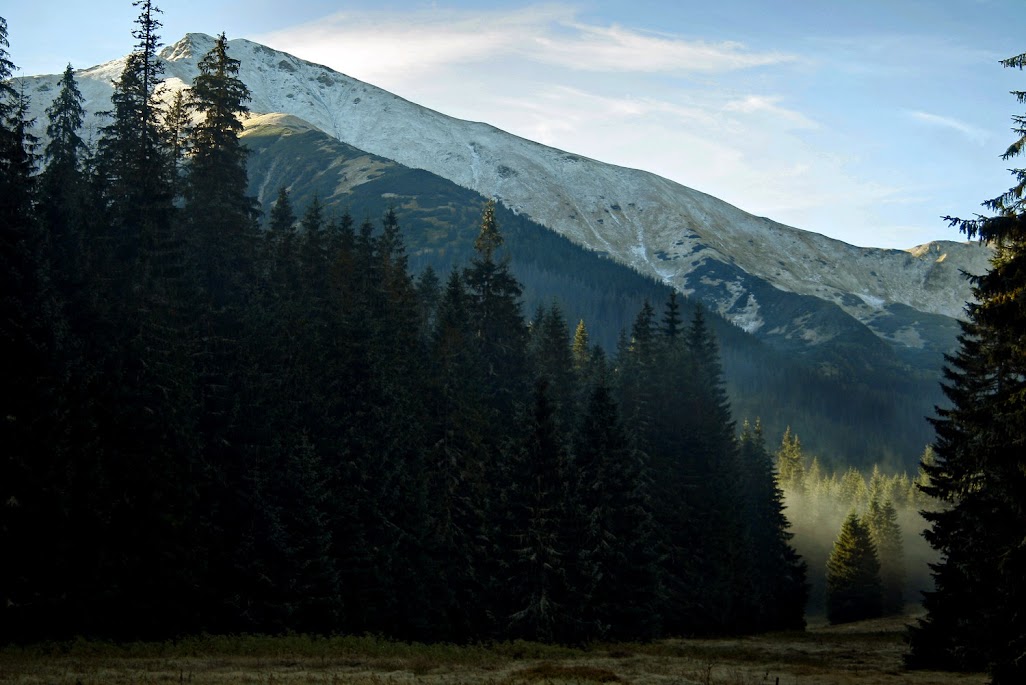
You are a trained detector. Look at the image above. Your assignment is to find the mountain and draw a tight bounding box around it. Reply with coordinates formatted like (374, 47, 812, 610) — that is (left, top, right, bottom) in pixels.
(14, 32, 992, 465)
(237, 112, 942, 467)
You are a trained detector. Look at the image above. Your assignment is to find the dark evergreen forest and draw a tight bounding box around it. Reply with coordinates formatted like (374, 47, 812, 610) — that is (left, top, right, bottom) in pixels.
(0, 9, 808, 643)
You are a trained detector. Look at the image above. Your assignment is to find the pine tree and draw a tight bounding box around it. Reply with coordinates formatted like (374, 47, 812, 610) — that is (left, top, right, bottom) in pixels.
(415, 265, 442, 336)
(572, 319, 590, 372)
(501, 379, 575, 643)
(423, 268, 492, 640)
(776, 426, 806, 493)
(680, 306, 746, 632)
(617, 300, 657, 429)
(907, 51, 1026, 684)
(863, 497, 904, 615)
(529, 303, 576, 425)
(163, 89, 189, 200)
(463, 198, 529, 425)
(573, 381, 663, 641)
(184, 31, 256, 300)
(838, 467, 868, 506)
(94, 0, 172, 247)
(40, 65, 88, 256)
(736, 420, 808, 631)
(826, 511, 883, 624)
(661, 290, 682, 339)
(183, 30, 257, 468)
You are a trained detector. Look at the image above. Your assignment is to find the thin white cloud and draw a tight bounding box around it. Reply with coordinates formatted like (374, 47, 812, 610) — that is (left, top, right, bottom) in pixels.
(907, 110, 990, 144)
(531, 22, 794, 73)
(723, 95, 820, 129)
(254, 3, 796, 83)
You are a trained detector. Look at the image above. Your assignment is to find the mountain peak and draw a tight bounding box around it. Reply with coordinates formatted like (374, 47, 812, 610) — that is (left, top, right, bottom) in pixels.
(159, 32, 218, 63)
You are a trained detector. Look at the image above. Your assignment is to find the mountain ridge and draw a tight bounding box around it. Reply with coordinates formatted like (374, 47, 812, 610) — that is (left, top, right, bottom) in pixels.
(16, 32, 991, 359)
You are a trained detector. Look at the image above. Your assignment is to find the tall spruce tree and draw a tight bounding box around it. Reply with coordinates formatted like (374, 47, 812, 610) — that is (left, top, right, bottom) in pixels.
(40, 64, 88, 267)
(501, 379, 575, 643)
(681, 306, 746, 632)
(463, 199, 529, 428)
(185, 32, 256, 300)
(573, 381, 663, 641)
(907, 51, 1026, 684)
(95, 0, 172, 249)
(423, 268, 492, 640)
(736, 420, 808, 631)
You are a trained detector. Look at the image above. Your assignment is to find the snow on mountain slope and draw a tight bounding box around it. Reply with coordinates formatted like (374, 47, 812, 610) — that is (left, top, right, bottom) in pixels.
(17, 33, 992, 344)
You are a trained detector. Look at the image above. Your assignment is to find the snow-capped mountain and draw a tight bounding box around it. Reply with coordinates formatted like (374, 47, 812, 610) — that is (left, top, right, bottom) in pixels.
(17, 32, 992, 356)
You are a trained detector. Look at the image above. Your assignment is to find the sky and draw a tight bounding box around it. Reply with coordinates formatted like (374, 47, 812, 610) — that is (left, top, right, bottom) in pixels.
(4, 0, 1025, 249)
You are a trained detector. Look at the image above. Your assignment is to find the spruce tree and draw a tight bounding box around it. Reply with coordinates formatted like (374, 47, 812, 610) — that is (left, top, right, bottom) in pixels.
(736, 420, 808, 631)
(94, 0, 172, 247)
(573, 381, 663, 641)
(681, 306, 746, 632)
(907, 51, 1026, 684)
(163, 89, 189, 200)
(423, 268, 492, 640)
(617, 300, 657, 429)
(863, 497, 904, 615)
(826, 511, 883, 625)
(501, 379, 575, 643)
(415, 265, 442, 336)
(184, 31, 256, 300)
(661, 290, 682, 339)
(463, 198, 529, 426)
(571, 319, 590, 372)
(40, 65, 88, 257)
(775, 426, 806, 493)
(529, 303, 577, 425)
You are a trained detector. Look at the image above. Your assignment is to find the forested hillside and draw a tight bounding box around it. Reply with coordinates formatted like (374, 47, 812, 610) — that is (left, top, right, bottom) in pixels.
(241, 117, 940, 468)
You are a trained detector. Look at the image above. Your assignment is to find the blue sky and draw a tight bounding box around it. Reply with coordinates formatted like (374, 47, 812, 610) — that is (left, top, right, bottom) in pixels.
(4, 0, 1024, 248)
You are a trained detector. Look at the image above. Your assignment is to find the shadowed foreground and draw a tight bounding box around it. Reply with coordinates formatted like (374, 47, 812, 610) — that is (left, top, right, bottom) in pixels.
(0, 614, 985, 685)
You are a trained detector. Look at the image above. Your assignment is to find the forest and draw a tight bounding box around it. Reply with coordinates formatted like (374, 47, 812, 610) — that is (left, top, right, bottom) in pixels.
(3, 4, 1025, 684)
(0, 7, 806, 644)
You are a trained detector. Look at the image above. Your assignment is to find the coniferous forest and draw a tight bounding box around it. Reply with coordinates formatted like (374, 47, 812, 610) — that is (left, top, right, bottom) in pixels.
(0, 7, 808, 644)
(5, 6, 1026, 684)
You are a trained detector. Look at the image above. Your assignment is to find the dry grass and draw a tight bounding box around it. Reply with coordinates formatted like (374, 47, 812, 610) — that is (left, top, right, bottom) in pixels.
(0, 614, 988, 685)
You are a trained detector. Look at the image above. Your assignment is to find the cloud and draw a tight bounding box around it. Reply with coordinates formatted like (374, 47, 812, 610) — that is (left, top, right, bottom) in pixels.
(723, 95, 820, 129)
(906, 110, 990, 145)
(254, 3, 795, 83)
(530, 22, 795, 73)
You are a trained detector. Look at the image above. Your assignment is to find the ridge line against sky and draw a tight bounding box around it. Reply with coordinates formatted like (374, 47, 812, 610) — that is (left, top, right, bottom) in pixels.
(4, 0, 1025, 249)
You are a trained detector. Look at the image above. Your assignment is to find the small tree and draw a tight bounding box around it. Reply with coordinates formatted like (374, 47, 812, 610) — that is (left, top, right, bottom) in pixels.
(571, 319, 590, 372)
(776, 427, 806, 493)
(826, 511, 883, 624)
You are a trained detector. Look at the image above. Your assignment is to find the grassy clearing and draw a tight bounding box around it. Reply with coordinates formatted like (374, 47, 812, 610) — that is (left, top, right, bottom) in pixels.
(0, 614, 987, 685)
